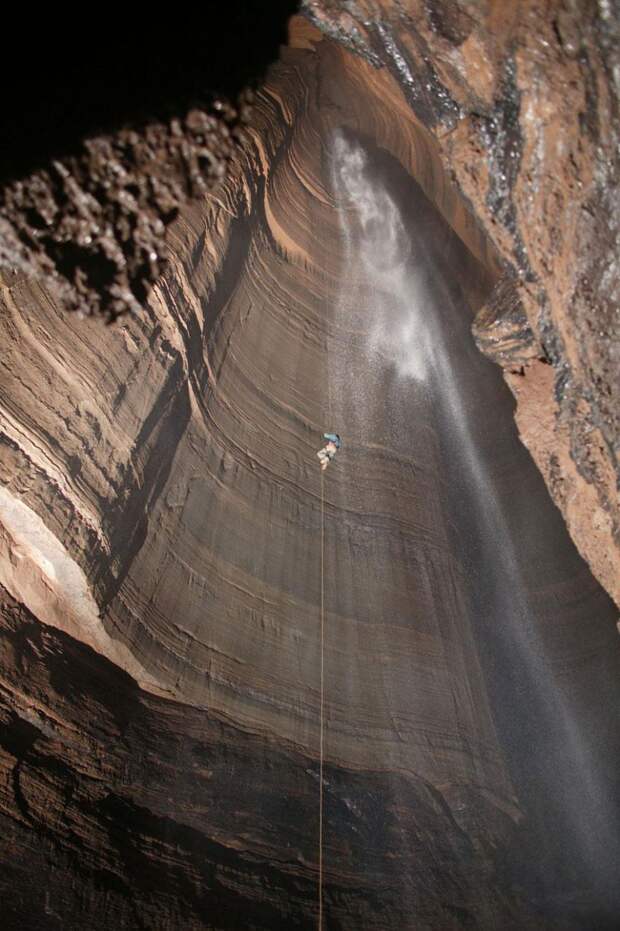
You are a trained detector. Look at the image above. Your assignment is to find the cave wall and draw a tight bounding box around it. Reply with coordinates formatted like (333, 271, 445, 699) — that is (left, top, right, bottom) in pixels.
(1, 5, 617, 603)
(303, 0, 620, 608)
(1, 10, 620, 931)
(0, 5, 299, 319)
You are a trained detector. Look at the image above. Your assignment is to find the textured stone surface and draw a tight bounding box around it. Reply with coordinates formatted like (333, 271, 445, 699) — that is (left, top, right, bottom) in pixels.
(2, 3, 617, 604)
(0, 102, 251, 319)
(303, 0, 620, 608)
(2, 587, 558, 931)
(0, 8, 296, 319)
(1, 8, 620, 931)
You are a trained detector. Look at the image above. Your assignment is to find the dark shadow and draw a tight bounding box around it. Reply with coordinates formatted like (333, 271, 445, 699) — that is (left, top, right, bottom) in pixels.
(0, 3, 299, 185)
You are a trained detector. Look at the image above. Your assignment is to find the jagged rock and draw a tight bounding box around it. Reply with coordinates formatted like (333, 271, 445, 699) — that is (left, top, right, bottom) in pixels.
(303, 0, 620, 610)
(0, 8, 296, 320)
(1, 7, 620, 931)
(2, 3, 618, 604)
(472, 275, 539, 371)
(0, 103, 250, 319)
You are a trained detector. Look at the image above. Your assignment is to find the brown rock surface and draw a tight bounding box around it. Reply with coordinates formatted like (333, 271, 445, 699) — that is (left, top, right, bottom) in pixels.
(2, 3, 617, 605)
(0, 8, 296, 320)
(1, 7, 620, 931)
(303, 0, 620, 608)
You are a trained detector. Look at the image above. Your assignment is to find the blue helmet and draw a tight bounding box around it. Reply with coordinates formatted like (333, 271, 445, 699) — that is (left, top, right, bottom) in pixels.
(323, 433, 341, 448)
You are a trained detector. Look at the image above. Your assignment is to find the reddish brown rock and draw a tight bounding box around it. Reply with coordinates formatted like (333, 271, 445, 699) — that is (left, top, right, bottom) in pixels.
(0, 9, 296, 320)
(303, 0, 620, 607)
(1, 6, 620, 930)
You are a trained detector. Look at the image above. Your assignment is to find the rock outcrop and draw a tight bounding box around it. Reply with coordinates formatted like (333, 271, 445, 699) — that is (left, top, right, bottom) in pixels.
(0, 7, 296, 319)
(1, 7, 619, 931)
(304, 0, 620, 608)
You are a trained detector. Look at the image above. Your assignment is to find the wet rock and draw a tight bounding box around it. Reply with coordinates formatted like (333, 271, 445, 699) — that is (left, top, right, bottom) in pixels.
(425, 0, 475, 47)
(472, 274, 539, 370)
(1, 5, 620, 929)
(304, 0, 620, 606)
(2, 18, 620, 927)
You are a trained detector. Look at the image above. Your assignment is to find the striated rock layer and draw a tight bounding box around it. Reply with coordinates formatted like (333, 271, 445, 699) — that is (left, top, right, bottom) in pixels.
(304, 0, 620, 609)
(1, 13, 620, 931)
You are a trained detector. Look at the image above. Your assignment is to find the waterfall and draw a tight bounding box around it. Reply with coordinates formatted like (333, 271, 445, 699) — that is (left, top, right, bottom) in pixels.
(328, 128, 620, 904)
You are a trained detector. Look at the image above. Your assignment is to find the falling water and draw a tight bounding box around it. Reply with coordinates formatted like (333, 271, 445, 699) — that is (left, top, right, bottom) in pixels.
(327, 129, 620, 915)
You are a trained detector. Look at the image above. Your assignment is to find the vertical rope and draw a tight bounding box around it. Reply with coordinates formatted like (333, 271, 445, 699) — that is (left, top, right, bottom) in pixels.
(318, 468, 325, 930)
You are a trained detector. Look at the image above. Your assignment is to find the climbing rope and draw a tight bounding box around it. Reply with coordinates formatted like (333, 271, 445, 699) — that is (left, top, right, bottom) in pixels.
(318, 468, 325, 930)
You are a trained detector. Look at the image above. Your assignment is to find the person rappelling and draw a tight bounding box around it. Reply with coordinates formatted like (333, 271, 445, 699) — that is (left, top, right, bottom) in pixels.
(317, 433, 341, 471)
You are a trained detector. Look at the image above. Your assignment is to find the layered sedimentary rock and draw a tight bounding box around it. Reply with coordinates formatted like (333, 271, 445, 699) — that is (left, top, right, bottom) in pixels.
(3, 3, 616, 608)
(1, 10, 620, 931)
(304, 0, 620, 607)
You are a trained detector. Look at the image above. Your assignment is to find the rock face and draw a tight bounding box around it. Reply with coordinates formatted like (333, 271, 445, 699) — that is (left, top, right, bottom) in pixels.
(1, 9, 620, 931)
(0, 7, 296, 319)
(304, 0, 620, 610)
